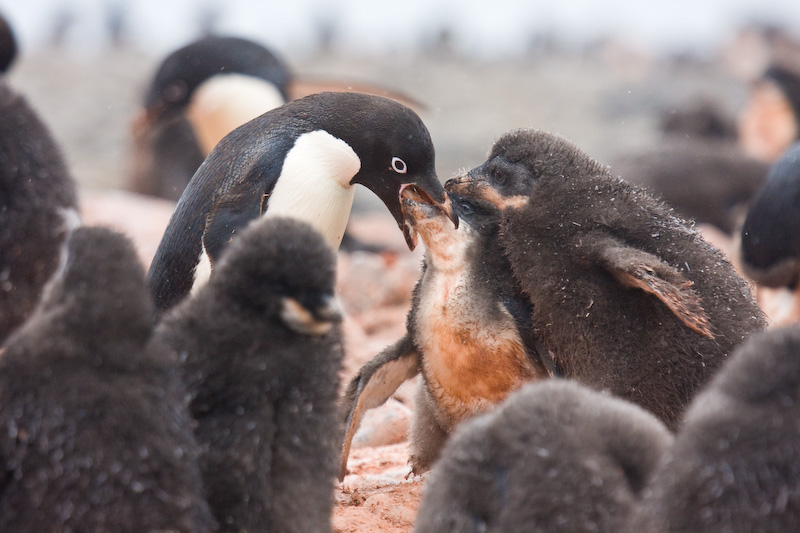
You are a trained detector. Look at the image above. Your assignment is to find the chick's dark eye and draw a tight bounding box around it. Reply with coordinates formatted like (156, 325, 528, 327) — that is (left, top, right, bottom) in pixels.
(491, 169, 507, 185)
(457, 200, 473, 214)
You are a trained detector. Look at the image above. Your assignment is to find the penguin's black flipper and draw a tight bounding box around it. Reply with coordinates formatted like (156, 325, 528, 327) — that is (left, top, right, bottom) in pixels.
(586, 232, 714, 339)
(339, 334, 420, 480)
(148, 132, 287, 312)
(202, 175, 267, 265)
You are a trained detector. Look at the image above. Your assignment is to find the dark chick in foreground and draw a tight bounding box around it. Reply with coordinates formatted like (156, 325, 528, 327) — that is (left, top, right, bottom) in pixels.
(447, 129, 766, 429)
(638, 325, 800, 532)
(0, 81, 78, 345)
(148, 91, 455, 314)
(415, 379, 673, 533)
(340, 186, 554, 477)
(0, 227, 216, 532)
(156, 217, 345, 532)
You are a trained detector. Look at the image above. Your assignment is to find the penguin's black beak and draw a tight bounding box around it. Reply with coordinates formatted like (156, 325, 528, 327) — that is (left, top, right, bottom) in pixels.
(354, 170, 457, 250)
(380, 176, 458, 251)
(398, 185, 457, 250)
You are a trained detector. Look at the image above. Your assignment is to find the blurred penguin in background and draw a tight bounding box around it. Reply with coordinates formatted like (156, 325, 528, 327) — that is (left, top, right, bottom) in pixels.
(0, 10, 16, 73)
(129, 35, 292, 200)
(129, 34, 424, 201)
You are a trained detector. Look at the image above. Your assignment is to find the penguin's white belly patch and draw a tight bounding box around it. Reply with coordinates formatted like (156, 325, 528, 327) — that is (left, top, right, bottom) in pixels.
(264, 130, 360, 250)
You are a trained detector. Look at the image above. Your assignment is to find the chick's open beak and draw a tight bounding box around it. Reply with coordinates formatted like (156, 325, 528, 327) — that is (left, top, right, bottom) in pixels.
(398, 184, 458, 250)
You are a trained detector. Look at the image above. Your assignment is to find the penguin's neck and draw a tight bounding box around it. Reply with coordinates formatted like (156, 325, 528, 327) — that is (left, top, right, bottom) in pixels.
(186, 73, 286, 155)
(263, 130, 361, 249)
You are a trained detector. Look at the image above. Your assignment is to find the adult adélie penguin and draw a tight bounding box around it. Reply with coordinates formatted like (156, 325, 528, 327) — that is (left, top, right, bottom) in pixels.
(148, 91, 456, 314)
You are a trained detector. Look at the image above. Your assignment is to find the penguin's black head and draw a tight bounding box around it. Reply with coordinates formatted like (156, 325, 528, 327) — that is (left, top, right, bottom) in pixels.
(214, 216, 342, 336)
(446, 129, 607, 211)
(142, 35, 291, 124)
(315, 92, 457, 249)
(449, 191, 503, 236)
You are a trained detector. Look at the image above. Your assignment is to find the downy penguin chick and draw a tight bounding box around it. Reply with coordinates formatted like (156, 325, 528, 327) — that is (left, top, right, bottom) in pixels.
(447, 128, 767, 429)
(340, 186, 555, 477)
(638, 325, 800, 532)
(0, 227, 217, 532)
(0, 82, 78, 345)
(156, 216, 345, 532)
(415, 379, 673, 533)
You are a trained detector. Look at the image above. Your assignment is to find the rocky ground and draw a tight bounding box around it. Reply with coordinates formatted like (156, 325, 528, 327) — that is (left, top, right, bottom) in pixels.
(10, 37, 791, 531)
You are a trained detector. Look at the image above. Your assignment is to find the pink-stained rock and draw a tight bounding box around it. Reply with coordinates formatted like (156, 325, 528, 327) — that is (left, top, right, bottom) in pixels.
(351, 398, 412, 450)
(337, 251, 421, 315)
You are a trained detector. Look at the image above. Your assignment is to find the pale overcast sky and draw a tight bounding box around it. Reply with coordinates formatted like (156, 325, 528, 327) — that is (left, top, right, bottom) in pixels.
(1, 0, 799, 57)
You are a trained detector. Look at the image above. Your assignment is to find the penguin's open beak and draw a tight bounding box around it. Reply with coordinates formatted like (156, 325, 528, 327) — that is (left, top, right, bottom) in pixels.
(445, 173, 528, 211)
(399, 184, 456, 250)
(358, 171, 458, 251)
(397, 184, 457, 250)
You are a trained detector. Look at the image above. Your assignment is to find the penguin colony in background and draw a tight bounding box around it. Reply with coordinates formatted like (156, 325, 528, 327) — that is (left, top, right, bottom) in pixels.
(0, 81, 79, 345)
(155, 217, 345, 532)
(612, 101, 769, 235)
(414, 379, 674, 533)
(147, 90, 454, 314)
(0, 227, 217, 532)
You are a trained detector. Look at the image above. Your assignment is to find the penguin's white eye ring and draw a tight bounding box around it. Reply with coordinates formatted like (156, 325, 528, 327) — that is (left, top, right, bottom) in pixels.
(391, 157, 407, 174)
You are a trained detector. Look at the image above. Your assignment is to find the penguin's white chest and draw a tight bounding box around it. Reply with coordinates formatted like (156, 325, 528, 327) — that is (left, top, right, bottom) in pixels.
(263, 130, 361, 249)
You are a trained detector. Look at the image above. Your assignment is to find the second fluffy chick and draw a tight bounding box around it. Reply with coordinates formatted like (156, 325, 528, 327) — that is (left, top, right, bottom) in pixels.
(156, 216, 345, 532)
